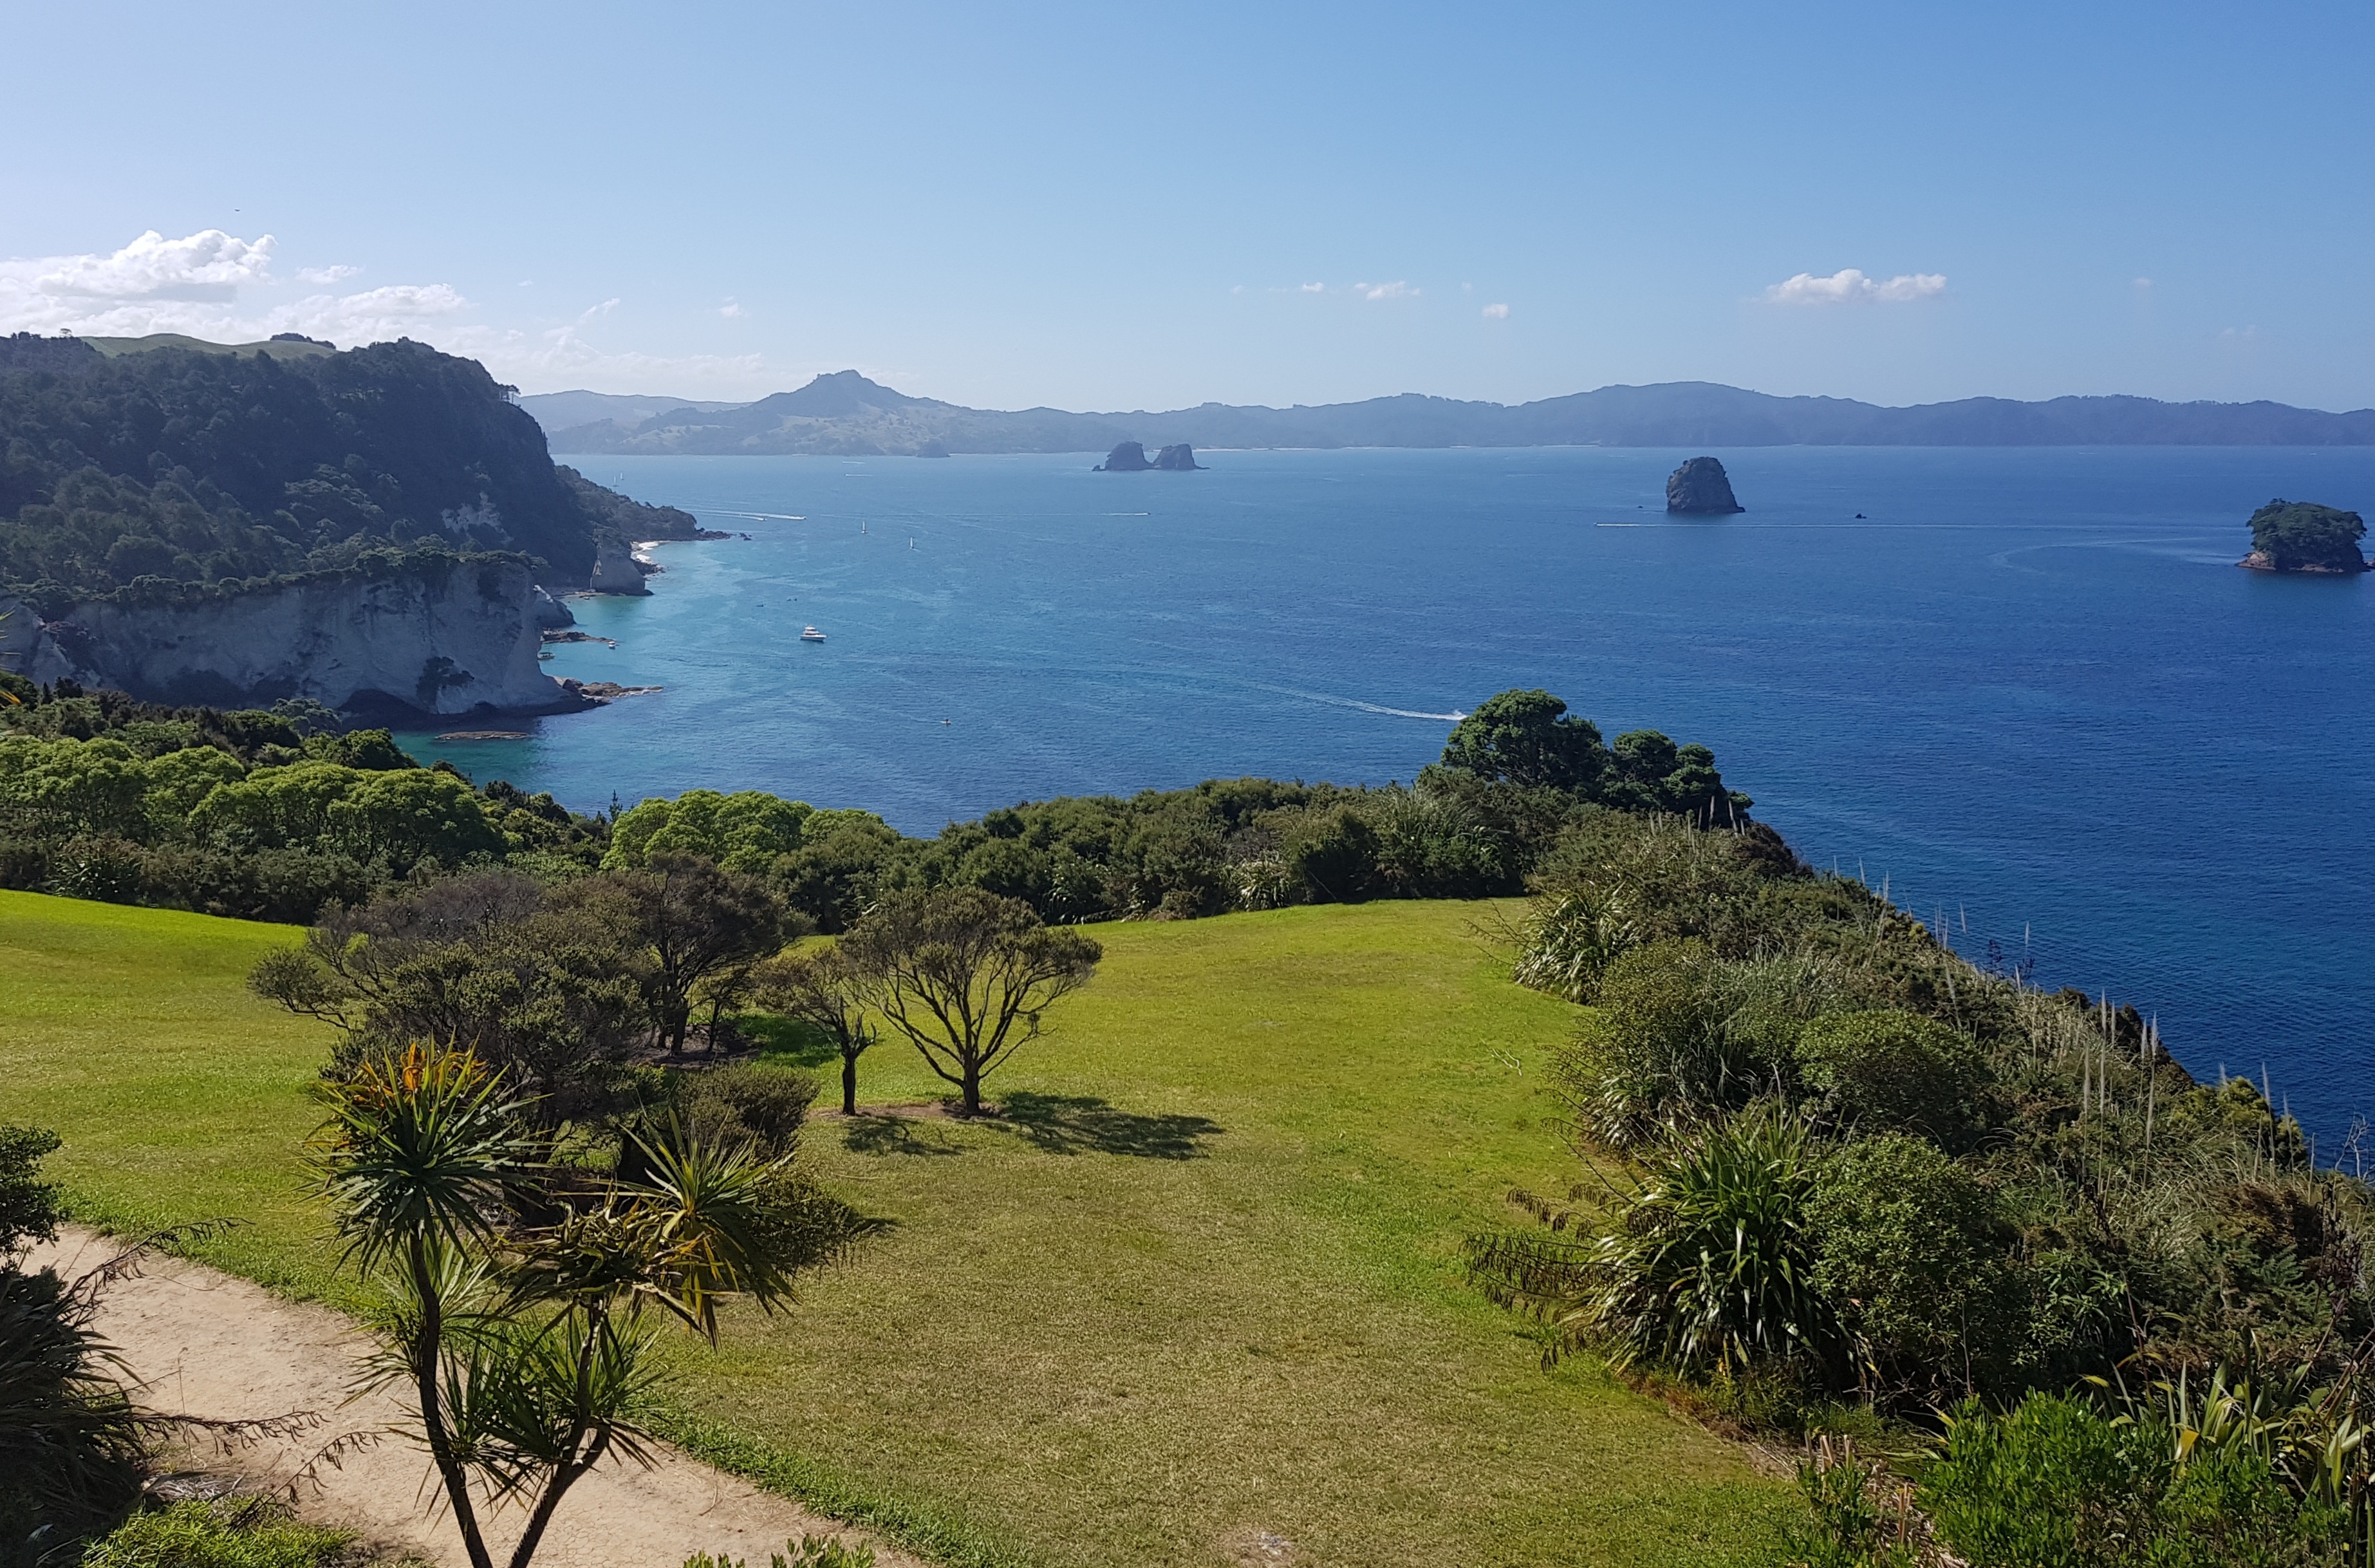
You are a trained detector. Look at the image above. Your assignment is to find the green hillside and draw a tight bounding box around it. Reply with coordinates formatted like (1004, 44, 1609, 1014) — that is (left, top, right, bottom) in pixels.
(0, 887, 1789, 1567)
(79, 333, 339, 362)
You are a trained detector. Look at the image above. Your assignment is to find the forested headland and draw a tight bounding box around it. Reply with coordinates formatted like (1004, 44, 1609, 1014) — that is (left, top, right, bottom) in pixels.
(0, 332, 696, 614)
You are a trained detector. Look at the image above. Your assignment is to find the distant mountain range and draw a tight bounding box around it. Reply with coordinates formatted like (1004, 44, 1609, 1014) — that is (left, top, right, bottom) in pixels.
(521, 371, 2375, 456)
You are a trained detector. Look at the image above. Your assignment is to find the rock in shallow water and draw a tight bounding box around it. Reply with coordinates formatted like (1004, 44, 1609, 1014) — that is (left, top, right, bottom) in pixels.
(1666, 456, 1744, 514)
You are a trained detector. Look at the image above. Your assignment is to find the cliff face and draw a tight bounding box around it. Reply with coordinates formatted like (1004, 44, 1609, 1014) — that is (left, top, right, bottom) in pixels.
(19, 557, 583, 717)
(586, 540, 653, 594)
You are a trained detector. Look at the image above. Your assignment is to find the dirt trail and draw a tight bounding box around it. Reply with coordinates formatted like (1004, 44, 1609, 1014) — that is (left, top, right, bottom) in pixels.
(35, 1228, 917, 1568)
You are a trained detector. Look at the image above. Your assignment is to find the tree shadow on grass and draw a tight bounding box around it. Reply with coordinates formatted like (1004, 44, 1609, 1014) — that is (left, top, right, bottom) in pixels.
(839, 1114, 966, 1158)
(743, 1013, 838, 1070)
(994, 1092, 1224, 1161)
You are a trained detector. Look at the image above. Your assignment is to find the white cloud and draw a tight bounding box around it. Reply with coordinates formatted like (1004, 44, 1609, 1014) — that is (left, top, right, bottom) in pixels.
(1299, 281, 1325, 293)
(0, 230, 779, 396)
(31, 229, 275, 301)
(1355, 280, 1417, 301)
(0, 229, 466, 348)
(2134, 277, 2153, 290)
(1762, 268, 1946, 306)
(1482, 302, 1509, 320)
(719, 300, 745, 319)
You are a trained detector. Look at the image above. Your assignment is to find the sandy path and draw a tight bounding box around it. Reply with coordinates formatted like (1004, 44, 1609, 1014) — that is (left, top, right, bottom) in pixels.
(35, 1228, 917, 1568)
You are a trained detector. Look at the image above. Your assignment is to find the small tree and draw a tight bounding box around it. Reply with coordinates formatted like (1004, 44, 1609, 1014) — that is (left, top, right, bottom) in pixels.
(588, 854, 788, 1054)
(1436, 688, 1608, 792)
(250, 872, 646, 1121)
(309, 1045, 859, 1568)
(751, 946, 879, 1115)
(841, 890, 1101, 1115)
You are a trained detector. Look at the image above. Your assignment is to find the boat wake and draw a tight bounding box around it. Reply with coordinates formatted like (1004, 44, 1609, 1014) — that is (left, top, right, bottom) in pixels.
(1274, 687, 1467, 722)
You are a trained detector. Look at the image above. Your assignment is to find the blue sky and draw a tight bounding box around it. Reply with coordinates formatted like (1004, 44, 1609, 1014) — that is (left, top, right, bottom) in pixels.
(3, 1, 2368, 409)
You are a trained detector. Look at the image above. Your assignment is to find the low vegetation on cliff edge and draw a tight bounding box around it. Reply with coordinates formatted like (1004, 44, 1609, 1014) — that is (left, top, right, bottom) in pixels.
(0, 680, 1743, 928)
(1477, 807, 2370, 1564)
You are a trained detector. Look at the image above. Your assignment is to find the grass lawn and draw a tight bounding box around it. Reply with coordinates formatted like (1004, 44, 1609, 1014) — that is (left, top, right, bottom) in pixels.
(0, 888, 1793, 1567)
(0, 890, 347, 1294)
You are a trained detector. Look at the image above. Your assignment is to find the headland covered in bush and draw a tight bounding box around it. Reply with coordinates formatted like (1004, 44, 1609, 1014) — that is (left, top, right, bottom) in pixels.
(0, 333, 717, 718)
(1, 671, 2367, 1566)
(0, 332, 699, 608)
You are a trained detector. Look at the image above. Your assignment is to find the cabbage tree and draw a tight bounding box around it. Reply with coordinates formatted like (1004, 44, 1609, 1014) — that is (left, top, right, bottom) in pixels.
(310, 1045, 857, 1568)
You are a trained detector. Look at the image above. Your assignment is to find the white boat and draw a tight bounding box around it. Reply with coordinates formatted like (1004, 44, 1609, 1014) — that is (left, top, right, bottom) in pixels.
(800, 626, 826, 642)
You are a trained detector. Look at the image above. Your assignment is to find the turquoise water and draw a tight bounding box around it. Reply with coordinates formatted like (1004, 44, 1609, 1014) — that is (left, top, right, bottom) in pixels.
(398, 447, 2375, 1143)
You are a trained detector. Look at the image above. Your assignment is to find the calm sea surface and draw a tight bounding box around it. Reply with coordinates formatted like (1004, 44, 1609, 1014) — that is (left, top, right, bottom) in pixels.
(397, 447, 2375, 1143)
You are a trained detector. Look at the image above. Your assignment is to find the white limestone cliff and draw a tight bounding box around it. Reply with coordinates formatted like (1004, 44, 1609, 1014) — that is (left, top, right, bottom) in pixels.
(10, 555, 586, 717)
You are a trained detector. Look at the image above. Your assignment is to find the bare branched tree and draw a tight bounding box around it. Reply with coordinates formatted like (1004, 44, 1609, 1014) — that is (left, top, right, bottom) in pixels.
(840, 890, 1101, 1115)
(750, 944, 880, 1115)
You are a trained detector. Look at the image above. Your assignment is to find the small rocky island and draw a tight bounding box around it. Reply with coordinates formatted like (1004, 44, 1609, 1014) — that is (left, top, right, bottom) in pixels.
(1665, 456, 1744, 514)
(2240, 498, 2369, 573)
(1095, 441, 1203, 471)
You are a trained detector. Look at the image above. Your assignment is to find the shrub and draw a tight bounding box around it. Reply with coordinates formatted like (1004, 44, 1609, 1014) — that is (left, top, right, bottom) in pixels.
(684, 1536, 873, 1568)
(1279, 804, 1378, 903)
(1360, 785, 1511, 898)
(1795, 1011, 1987, 1145)
(1558, 940, 1769, 1143)
(678, 1065, 820, 1160)
(0, 1130, 145, 1563)
(0, 1128, 62, 1253)
(1510, 886, 1637, 1004)
(1470, 1102, 1842, 1379)
(1919, 1394, 2348, 1568)
(1778, 1442, 1920, 1568)
(1806, 1135, 2011, 1399)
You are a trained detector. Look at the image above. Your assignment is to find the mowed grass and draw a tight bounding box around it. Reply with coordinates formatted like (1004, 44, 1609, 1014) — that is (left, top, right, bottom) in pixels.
(0, 889, 1791, 1566)
(0, 889, 346, 1294)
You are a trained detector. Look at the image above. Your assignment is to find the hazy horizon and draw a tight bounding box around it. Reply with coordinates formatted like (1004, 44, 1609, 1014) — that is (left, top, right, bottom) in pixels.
(514, 370, 2375, 418)
(5, 2, 2369, 412)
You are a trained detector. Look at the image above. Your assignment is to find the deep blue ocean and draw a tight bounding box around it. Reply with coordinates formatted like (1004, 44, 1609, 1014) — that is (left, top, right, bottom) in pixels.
(396, 447, 2375, 1144)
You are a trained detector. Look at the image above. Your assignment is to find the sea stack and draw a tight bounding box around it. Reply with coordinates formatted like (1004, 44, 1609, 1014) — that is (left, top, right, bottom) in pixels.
(1095, 441, 1153, 472)
(1666, 456, 1744, 514)
(2239, 498, 2369, 573)
(1153, 443, 1204, 471)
